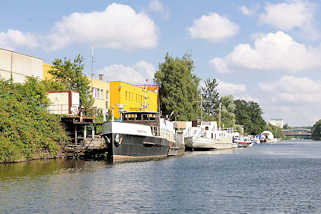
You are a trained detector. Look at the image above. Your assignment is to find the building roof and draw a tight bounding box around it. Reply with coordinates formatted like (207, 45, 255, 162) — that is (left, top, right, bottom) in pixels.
(0, 48, 43, 61)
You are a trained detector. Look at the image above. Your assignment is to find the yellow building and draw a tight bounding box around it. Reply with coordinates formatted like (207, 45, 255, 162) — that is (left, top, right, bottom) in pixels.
(109, 81, 159, 119)
(43, 64, 110, 117)
(87, 76, 109, 113)
(43, 63, 53, 80)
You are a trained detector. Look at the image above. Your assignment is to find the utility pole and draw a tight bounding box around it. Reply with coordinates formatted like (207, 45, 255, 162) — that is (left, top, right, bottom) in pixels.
(91, 47, 94, 97)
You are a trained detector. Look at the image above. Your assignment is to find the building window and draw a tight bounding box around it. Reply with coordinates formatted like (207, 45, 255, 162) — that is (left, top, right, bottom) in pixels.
(93, 88, 100, 98)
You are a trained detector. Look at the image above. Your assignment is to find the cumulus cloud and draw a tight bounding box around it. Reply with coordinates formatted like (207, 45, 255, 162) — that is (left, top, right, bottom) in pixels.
(259, 0, 319, 39)
(259, 0, 313, 30)
(259, 75, 321, 104)
(0, 3, 158, 51)
(98, 61, 156, 84)
(259, 75, 321, 125)
(0, 29, 40, 50)
(217, 80, 246, 95)
(210, 31, 321, 73)
(149, 0, 169, 18)
(240, 6, 254, 16)
(188, 13, 239, 43)
(48, 3, 158, 51)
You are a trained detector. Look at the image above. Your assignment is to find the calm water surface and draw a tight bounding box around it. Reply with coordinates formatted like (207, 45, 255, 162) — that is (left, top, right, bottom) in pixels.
(1, 140, 321, 213)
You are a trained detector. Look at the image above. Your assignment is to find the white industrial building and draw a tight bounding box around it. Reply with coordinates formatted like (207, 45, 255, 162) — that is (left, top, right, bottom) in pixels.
(269, 119, 284, 129)
(0, 48, 43, 83)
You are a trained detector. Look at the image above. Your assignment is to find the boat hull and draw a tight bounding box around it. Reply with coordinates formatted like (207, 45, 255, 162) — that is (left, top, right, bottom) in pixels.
(185, 137, 216, 151)
(105, 133, 170, 162)
(237, 142, 252, 148)
(185, 135, 233, 151)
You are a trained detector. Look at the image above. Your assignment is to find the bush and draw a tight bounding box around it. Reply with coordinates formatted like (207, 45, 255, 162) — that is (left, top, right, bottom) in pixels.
(0, 78, 68, 162)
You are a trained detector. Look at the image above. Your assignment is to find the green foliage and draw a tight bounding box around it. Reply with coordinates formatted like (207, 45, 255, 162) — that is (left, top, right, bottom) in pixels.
(220, 95, 236, 128)
(0, 78, 68, 162)
(49, 55, 92, 108)
(234, 99, 266, 135)
(265, 123, 284, 139)
(311, 119, 321, 140)
(283, 123, 290, 129)
(155, 53, 200, 121)
(201, 78, 220, 120)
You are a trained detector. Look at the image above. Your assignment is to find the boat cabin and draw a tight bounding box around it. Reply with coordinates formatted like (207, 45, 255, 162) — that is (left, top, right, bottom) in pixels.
(121, 111, 160, 136)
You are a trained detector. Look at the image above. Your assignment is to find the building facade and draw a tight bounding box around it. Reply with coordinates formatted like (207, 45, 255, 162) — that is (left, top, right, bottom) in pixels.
(43, 63, 54, 80)
(43, 64, 110, 116)
(0, 48, 43, 83)
(109, 81, 159, 119)
(87, 76, 110, 116)
(269, 119, 284, 129)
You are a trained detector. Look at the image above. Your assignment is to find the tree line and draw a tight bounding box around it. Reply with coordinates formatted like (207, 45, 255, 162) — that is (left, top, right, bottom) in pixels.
(155, 53, 284, 137)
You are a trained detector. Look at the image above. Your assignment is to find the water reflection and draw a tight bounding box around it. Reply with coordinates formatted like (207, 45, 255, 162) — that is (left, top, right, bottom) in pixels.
(1, 141, 321, 213)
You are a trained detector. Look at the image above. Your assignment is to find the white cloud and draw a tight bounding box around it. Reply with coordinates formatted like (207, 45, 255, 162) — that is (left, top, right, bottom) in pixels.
(259, 0, 319, 40)
(240, 6, 253, 16)
(0, 29, 40, 50)
(148, 0, 169, 18)
(0, 3, 158, 51)
(259, 0, 313, 30)
(259, 75, 321, 103)
(188, 13, 239, 43)
(259, 75, 321, 126)
(210, 31, 321, 73)
(98, 61, 156, 84)
(48, 3, 158, 51)
(217, 80, 246, 95)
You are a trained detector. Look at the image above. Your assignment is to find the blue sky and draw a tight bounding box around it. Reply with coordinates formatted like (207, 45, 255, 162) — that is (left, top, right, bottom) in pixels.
(1, 0, 321, 126)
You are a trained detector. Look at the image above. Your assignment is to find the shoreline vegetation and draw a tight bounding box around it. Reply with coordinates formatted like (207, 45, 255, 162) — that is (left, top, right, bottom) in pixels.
(0, 53, 309, 164)
(0, 78, 68, 163)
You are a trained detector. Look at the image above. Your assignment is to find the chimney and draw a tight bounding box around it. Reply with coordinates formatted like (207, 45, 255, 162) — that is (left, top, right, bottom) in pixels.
(99, 74, 104, 81)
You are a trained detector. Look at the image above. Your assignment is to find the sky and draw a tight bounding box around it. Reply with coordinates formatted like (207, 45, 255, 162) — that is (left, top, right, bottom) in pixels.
(1, 0, 321, 126)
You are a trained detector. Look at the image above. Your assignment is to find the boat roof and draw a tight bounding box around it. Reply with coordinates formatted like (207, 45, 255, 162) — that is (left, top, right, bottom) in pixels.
(122, 111, 159, 114)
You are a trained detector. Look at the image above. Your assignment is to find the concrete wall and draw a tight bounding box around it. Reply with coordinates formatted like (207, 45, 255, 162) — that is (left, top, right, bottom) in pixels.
(0, 48, 43, 83)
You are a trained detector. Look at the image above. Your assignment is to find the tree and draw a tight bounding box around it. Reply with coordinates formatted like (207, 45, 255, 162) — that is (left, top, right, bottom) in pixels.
(311, 119, 321, 140)
(220, 95, 236, 128)
(265, 123, 284, 139)
(234, 99, 266, 135)
(283, 123, 289, 129)
(0, 78, 67, 162)
(155, 53, 200, 121)
(201, 77, 220, 121)
(49, 55, 92, 108)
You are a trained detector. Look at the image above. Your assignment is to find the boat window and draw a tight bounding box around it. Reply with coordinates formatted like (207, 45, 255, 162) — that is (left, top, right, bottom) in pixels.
(136, 114, 142, 120)
(211, 133, 213, 139)
(143, 114, 148, 120)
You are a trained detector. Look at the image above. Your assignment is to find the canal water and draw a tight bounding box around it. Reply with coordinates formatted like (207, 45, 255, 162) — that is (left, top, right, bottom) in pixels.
(1, 140, 321, 213)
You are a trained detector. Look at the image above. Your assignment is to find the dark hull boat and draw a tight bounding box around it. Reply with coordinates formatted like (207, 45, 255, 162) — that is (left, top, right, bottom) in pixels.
(102, 112, 174, 162)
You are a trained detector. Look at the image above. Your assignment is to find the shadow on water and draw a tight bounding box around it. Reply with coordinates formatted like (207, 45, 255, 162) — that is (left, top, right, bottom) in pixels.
(0, 159, 113, 181)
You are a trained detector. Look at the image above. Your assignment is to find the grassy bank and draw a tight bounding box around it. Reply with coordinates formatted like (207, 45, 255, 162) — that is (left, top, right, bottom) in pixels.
(0, 78, 68, 163)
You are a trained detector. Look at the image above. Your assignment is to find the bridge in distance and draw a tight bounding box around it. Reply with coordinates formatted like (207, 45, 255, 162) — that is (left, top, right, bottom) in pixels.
(282, 128, 312, 139)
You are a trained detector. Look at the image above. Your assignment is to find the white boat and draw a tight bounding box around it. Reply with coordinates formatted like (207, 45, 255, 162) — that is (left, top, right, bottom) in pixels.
(234, 136, 253, 148)
(102, 112, 175, 162)
(184, 121, 233, 151)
